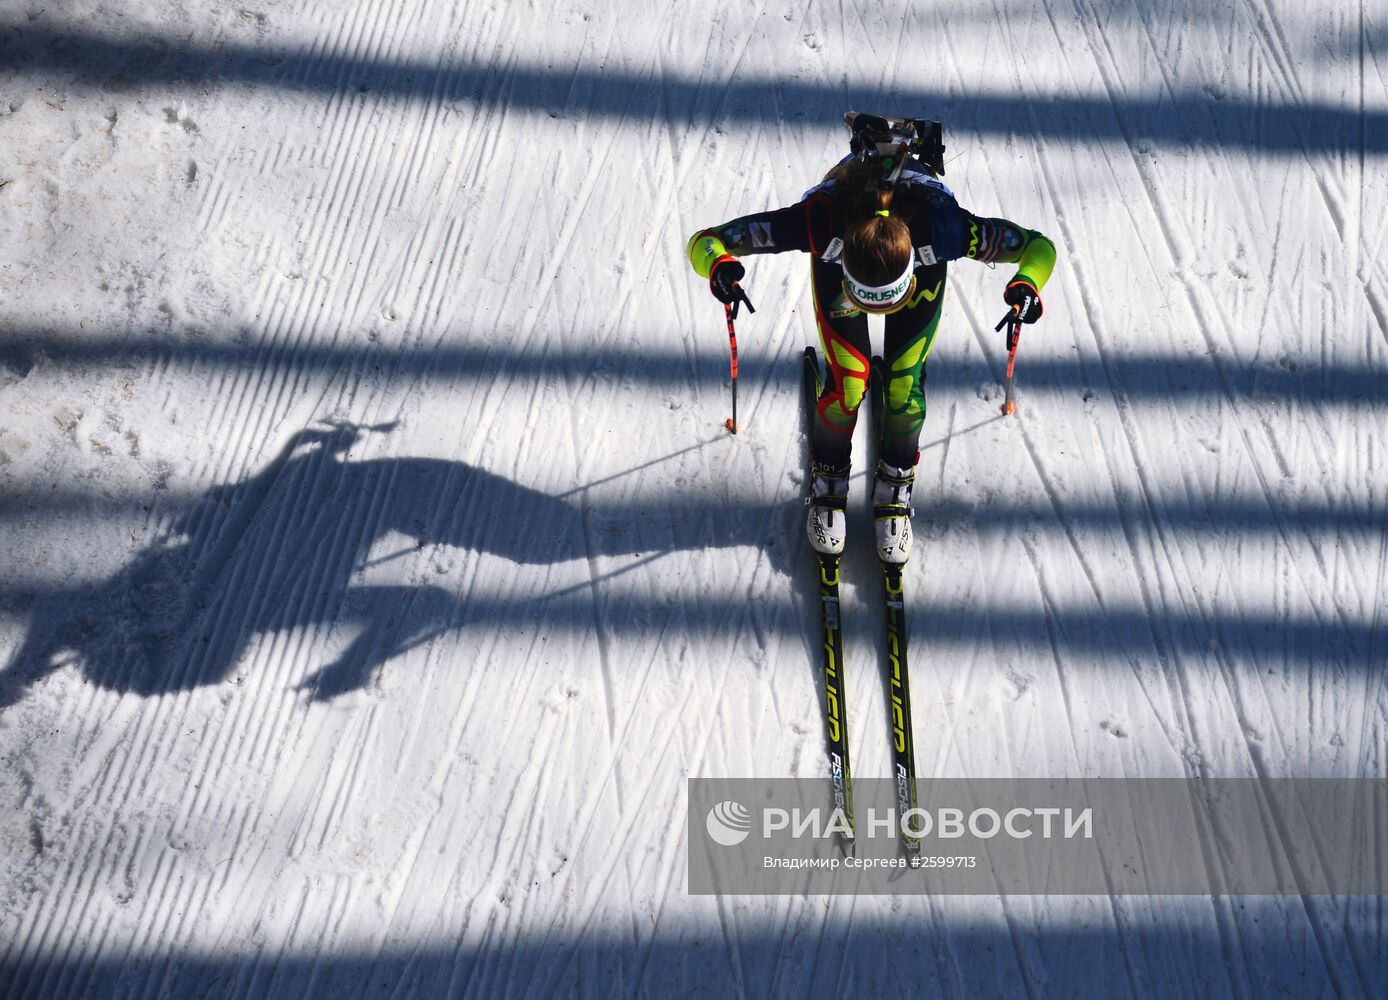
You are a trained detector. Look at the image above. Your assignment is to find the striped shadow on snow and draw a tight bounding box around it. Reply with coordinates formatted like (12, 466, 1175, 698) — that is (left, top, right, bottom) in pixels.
(2, 327, 1383, 407)
(0, 21, 1383, 156)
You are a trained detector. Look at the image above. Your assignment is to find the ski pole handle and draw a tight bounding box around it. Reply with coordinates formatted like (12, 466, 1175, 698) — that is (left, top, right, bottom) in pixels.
(731, 285, 755, 318)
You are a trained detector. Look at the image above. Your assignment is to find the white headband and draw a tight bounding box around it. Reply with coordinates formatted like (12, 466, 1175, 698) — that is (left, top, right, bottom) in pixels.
(842, 256, 915, 309)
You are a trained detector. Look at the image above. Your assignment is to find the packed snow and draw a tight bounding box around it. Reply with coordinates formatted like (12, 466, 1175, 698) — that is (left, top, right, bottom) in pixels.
(1, 0, 1384, 995)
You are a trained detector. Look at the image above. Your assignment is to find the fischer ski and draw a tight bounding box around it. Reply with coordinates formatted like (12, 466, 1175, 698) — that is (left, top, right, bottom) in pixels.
(803, 347, 855, 850)
(798, 350, 923, 854)
(871, 356, 921, 855)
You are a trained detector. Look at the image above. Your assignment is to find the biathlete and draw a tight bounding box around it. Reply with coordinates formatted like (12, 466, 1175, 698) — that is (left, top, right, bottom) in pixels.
(686, 114, 1057, 564)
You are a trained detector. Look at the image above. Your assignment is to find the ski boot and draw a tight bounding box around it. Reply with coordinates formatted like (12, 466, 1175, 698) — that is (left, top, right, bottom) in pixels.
(872, 460, 915, 564)
(806, 461, 850, 556)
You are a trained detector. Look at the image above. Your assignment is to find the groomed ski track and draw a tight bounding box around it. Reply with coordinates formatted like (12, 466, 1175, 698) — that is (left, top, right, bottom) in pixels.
(0, 0, 1384, 996)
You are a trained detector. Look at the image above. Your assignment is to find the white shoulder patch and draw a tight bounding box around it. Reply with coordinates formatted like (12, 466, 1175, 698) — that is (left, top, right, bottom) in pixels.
(749, 221, 774, 248)
(916, 245, 937, 267)
(821, 237, 844, 263)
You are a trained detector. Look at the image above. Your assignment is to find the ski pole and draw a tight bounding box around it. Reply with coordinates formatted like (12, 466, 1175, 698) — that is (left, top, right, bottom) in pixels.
(723, 286, 754, 434)
(994, 307, 1021, 416)
(723, 302, 739, 433)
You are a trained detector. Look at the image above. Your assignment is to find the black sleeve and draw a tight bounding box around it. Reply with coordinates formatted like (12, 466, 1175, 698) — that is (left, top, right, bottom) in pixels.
(705, 194, 834, 257)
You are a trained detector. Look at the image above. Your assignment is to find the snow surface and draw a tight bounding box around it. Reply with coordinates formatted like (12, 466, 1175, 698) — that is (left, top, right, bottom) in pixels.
(0, 0, 1385, 996)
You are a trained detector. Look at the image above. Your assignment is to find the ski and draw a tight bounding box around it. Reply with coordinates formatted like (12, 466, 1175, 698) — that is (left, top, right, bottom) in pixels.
(802, 346, 855, 849)
(871, 356, 921, 854)
(881, 562, 919, 854)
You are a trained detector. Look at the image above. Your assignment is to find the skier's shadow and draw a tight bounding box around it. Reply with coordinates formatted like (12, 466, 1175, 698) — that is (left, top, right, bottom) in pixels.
(1, 422, 802, 704)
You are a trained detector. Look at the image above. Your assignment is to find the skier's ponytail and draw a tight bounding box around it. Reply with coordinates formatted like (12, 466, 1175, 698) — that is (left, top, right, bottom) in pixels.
(843, 185, 912, 286)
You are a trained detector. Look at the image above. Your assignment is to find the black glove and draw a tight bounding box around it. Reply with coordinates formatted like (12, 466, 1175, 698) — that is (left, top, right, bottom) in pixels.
(709, 256, 746, 305)
(1003, 279, 1043, 324)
